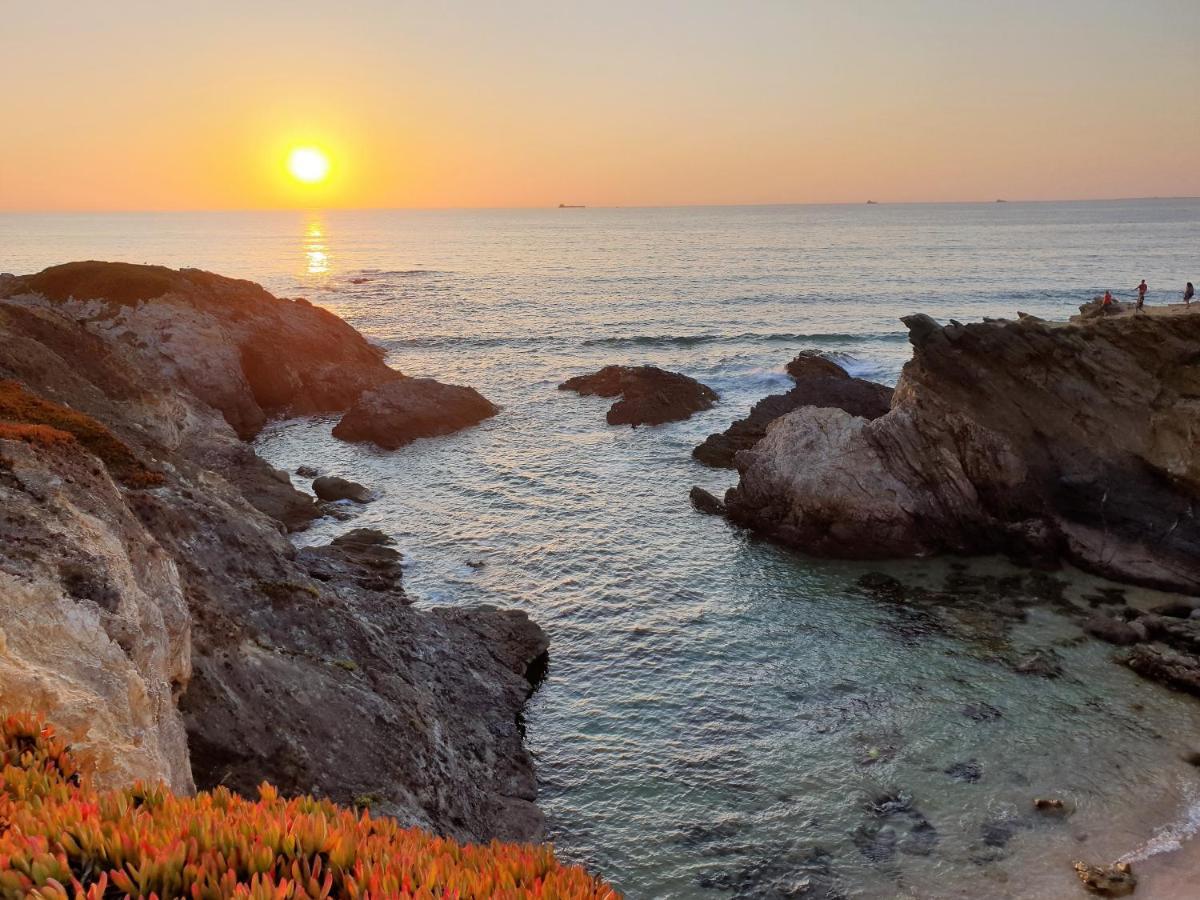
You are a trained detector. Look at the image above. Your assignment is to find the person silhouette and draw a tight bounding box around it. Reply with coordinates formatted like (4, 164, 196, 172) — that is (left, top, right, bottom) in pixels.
(1185, 282, 1194, 306)
(1136, 279, 1147, 312)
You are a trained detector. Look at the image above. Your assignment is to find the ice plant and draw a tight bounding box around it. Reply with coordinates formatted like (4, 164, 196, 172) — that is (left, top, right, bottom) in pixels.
(0, 713, 616, 899)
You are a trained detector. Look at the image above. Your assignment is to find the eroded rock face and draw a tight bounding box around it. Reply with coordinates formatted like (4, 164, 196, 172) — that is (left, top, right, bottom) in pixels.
(333, 378, 498, 450)
(726, 313, 1200, 593)
(0, 273, 550, 842)
(1, 261, 401, 439)
(560, 365, 718, 426)
(694, 352, 892, 468)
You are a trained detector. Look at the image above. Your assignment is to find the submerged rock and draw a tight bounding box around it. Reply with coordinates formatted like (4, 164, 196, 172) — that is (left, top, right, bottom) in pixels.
(694, 351, 892, 468)
(725, 312, 1200, 594)
(312, 475, 372, 503)
(559, 365, 717, 426)
(333, 377, 498, 450)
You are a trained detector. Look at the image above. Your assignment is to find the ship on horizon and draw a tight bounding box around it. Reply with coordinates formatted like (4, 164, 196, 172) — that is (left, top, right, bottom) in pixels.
(558, 203, 585, 208)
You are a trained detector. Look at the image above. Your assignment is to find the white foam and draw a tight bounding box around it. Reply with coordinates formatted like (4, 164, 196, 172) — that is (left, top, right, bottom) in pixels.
(1118, 793, 1200, 863)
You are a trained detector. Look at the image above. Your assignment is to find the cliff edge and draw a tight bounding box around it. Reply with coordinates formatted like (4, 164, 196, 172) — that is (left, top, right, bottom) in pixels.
(0, 263, 546, 843)
(725, 311, 1200, 594)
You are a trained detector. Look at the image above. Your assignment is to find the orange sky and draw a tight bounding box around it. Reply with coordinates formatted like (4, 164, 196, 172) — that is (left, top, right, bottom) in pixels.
(2, 1, 1197, 211)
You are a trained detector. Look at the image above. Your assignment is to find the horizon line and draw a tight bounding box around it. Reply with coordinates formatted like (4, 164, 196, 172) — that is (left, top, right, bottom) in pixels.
(2, 196, 1199, 216)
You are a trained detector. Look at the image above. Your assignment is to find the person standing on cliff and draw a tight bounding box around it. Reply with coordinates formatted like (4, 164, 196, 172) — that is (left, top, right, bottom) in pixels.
(1102, 290, 1115, 314)
(1185, 282, 1194, 306)
(1136, 279, 1148, 312)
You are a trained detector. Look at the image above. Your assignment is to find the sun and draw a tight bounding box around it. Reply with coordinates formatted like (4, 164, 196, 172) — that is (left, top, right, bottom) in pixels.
(287, 147, 331, 184)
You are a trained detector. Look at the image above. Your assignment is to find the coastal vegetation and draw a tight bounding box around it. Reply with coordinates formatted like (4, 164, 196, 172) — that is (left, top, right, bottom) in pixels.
(0, 713, 614, 899)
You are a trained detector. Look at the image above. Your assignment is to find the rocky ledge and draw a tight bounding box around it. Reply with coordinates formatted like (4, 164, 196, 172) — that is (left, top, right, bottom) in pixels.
(0, 261, 496, 451)
(694, 351, 892, 468)
(0, 262, 547, 843)
(559, 364, 718, 426)
(725, 311, 1200, 595)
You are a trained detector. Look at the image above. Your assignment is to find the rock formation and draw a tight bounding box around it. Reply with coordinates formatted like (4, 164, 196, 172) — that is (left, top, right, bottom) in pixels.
(2, 262, 497, 451)
(333, 378, 498, 450)
(694, 351, 892, 468)
(0, 263, 549, 842)
(559, 364, 717, 426)
(725, 312, 1200, 594)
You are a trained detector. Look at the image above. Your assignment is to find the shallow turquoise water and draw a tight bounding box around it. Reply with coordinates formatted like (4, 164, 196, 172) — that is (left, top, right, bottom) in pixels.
(5, 201, 1200, 897)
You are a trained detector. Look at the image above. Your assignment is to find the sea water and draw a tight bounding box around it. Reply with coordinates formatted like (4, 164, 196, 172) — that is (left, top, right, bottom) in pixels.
(4, 200, 1200, 898)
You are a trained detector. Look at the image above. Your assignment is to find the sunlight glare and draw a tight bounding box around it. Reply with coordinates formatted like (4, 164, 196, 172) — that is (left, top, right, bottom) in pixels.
(287, 147, 331, 184)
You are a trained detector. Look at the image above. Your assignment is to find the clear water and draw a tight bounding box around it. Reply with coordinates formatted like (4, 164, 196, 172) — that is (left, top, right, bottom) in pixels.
(4, 201, 1200, 898)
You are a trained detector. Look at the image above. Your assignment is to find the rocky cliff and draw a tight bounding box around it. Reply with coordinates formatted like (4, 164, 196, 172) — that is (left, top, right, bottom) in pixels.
(0, 263, 548, 842)
(725, 311, 1200, 594)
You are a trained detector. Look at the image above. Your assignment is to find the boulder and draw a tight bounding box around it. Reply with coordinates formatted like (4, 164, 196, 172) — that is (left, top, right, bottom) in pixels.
(689, 486, 726, 515)
(559, 365, 717, 426)
(725, 312, 1200, 594)
(694, 352, 892, 468)
(312, 475, 372, 503)
(333, 377, 498, 450)
(1123, 645, 1200, 696)
(1073, 860, 1136, 897)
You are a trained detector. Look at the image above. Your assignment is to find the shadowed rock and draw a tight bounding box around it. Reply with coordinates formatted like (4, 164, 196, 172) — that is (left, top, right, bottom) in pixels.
(694, 351, 892, 468)
(725, 313, 1200, 594)
(559, 364, 717, 426)
(312, 475, 372, 503)
(333, 378, 498, 450)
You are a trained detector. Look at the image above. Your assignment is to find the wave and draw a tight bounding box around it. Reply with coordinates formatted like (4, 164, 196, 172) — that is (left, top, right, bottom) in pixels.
(1118, 793, 1200, 863)
(581, 331, 907, 349)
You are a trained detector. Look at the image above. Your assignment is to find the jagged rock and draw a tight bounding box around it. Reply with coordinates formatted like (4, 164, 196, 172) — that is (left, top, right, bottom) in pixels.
(298, 529, 404, 593)
(725, 312, 1200, 594)
(0, 267, 552, 843)
(1, 261, 400, 439)
(689, 486, 726, 515)
(1033, 797, 1071, 815)
(333, 378, 498, 450)
(296, 465, 319, 477)
(559, 365, 717, 426)
(312, 475, 372, 503)
(694, 352, 892, 468)
(1074, 860, 1136, 896)
(1123, 645, 1200, 696)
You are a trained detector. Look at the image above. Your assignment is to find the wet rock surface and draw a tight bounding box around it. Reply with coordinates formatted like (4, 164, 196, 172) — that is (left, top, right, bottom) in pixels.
(0, 265, 551, 843)
(694, 351, 892, 468)
(559, 364, 718, 426)
(1074, 860, 1137, 896)
(333, 377, 498, 449)
(312, 474, 372, 503)
(724, 313, 1200, 594)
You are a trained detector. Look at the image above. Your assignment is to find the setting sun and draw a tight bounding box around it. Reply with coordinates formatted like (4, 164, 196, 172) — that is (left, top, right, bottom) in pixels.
(286, 146, 330, 184)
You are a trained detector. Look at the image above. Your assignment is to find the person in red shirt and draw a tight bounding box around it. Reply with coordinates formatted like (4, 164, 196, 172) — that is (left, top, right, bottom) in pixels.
(1136, 279, 1148, 312)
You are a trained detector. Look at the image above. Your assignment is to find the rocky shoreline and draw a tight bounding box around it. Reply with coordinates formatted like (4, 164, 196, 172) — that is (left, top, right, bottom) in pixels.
(0, 262, 545, 842)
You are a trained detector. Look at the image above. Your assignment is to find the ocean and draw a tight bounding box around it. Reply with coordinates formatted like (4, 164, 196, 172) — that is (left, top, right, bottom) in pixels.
(4, 200, 1200, 898)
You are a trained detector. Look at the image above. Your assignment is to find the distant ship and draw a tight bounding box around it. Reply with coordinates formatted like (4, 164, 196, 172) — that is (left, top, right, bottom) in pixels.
(995, 199, 1008, 203)
(558, 203, 585, 208)
(866, 200, 878, 205)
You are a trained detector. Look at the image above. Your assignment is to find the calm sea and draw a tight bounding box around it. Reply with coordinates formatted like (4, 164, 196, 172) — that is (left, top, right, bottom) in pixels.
(4, 201, 1200, 898)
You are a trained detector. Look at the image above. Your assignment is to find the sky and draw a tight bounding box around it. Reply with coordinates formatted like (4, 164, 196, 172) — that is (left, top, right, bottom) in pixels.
(1, 0, 1197, 211)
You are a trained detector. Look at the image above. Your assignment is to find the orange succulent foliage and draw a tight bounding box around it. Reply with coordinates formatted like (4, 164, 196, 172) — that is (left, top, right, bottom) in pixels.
(0, 423, 77, 449)
(0, 380, 162, 487)
(0, 713, 617, 900)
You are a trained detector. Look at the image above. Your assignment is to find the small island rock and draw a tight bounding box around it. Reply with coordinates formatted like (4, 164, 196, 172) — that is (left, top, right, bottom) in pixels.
(312, 475, 372, 504)
(333, 377, 498, 450)
(559, 365, 717, 426)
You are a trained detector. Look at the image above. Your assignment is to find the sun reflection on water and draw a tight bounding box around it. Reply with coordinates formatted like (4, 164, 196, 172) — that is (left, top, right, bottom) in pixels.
(302, 217, 330, 276)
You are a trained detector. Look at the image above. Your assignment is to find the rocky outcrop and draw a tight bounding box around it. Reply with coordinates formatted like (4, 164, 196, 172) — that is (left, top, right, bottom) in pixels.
(333, 378, 498, 450)
(1, 262, 401, 440)
(559, 365, 717, 426)
(694, 352, 892, 468)
(0, 267, 551, 843)
(725, 313, 1200, 594)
